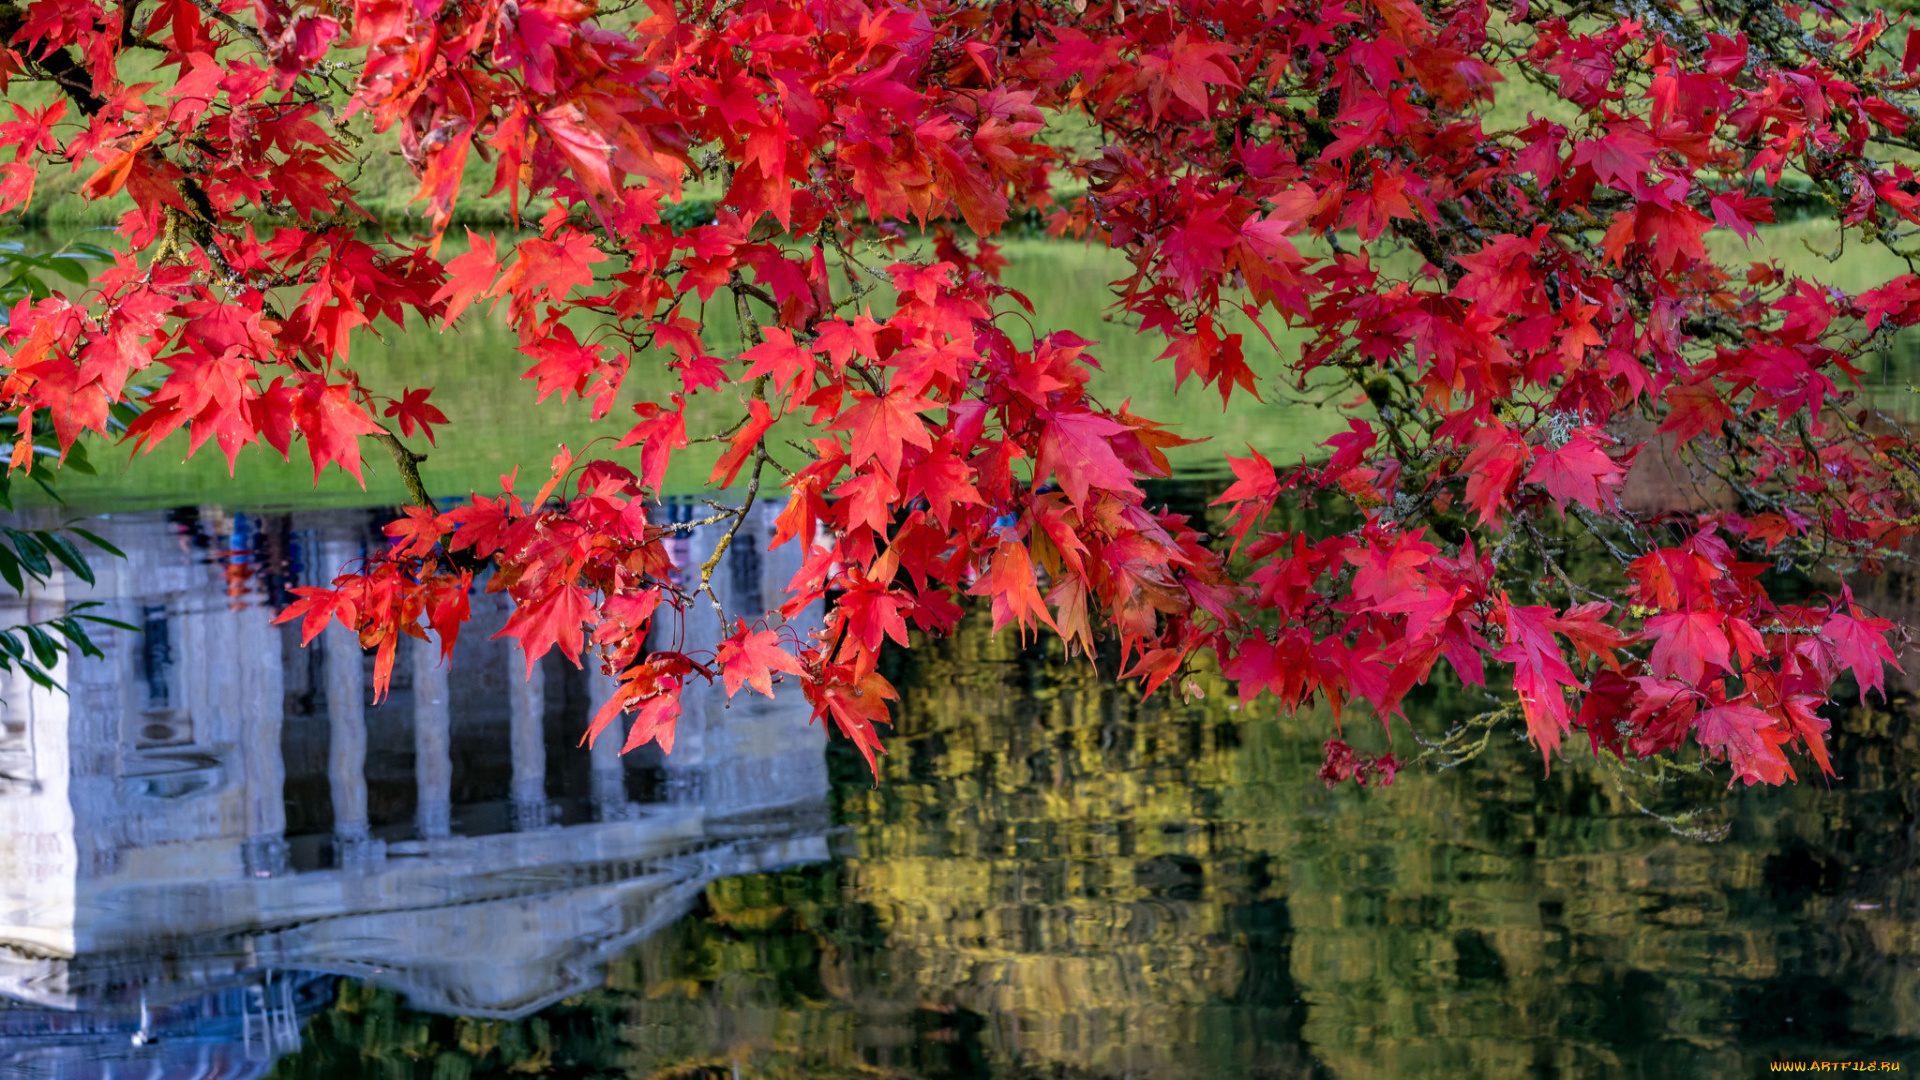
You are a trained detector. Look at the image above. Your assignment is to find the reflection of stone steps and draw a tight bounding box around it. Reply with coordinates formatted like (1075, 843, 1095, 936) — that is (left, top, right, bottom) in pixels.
(0, 504, 832, 1031)
(0, 971, 334, 1080)
(0, 809, 830, 1018)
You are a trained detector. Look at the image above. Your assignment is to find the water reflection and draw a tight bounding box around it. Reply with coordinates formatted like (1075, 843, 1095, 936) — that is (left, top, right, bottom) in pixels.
(5, 501, 1920, 1078)
(0, 503, 828, 1077)
(271, 614, 1920, 1078)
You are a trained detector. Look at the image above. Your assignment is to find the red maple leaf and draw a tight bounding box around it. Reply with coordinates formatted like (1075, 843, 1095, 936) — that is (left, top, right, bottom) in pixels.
(715, 621, 806, 697)
(495, 583, 596, 671)
(1658, 382, 1735, 445)
(384, 505, 447, 558)
(1136, 33, 1239, 123)
(1526, 434, 1626, 513)
(833, 469, 898, 537)
(709, 398, 777, 487)
(1215, 447, 1281, 505)
(1571, 125, 1661, 198)
(967, 539, 1058, 639)
(1694, 702, 1793, 786)
(521, 325, 604, 406)
(737, 327, 817, 397)
(621, 691, 683, 754)
(383, 386, 448, 445)
(274, 586, 348, 645)
(903, 445, 984, 529)
(496, 231, 606, 310)
(1493, 597, 1581, 764)
(1766, 686, 1834, 776)
(423, 571, 471, 662)
(829, 389, 935, 478)
(615, 395, 690, 493)
(836, 583, 912, 652)
(1547, 601, 1632, 671)
(814, 313, 882, 369)
(1645, 609, 1732, 684)
(819, 671, 895, 780)
(1158, 316, 1259, 405)
(445, 494, 515, 558)
(250, 379, 300, 460)
(1744, 512, 1800, 551)
(294, 379, 386, 486)
(1033, 410, 1142, 508)
(1822, 604, 1902, 702)
(1461, 427, 1529, 526)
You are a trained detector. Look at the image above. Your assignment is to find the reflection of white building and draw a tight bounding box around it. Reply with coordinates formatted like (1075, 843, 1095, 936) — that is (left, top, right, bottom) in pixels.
(0, 503, 827, 1073)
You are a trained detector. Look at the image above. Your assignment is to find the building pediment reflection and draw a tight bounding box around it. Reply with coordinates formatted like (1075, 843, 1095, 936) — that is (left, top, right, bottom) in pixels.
(0, 504, 828, 1037)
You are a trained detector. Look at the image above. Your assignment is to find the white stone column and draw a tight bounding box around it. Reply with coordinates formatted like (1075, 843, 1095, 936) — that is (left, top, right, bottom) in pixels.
(322, 539, 378, 867)
(507, 642, 549, 830)
(240, 603, 288, 877)
(586, 666, 630, 821)
(411, 632, 452, 840)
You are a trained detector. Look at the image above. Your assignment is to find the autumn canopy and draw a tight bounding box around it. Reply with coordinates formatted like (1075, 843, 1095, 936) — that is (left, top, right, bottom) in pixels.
(0, 0, 1914, 787)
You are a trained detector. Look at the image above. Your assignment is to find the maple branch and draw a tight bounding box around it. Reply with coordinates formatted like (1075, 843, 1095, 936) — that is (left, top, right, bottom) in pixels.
(7, 0, 1903, 794)
(696, 443, 767, 621)
(0, 4, 107, 115)
(827, 234, 883, 310)
(1520, 519, 1608, 605)
(689, 410, 755, 444)
(849, 361, 885, 396)
(181, 0, 266, 51)
(657, 510, 735, 535)
(1595, 753, 1731, 842)
(372, 427, 435, 512)
(730, 278, 779, 314)
(1567, 504, 1644, 568)
(1401, 702, 1515, 771)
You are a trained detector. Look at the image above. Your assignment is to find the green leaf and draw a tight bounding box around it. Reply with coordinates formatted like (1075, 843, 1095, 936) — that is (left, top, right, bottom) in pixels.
(63, 441, 95, 475)
(22, 624, 58, 669)
(0, 543, 25, 593)
(67, 601, 138, 632)
(50, 618, 100, 659)
(0, 631, 28, 660)
(4, 529, 51, 579)
(35, 530, 92, 586)
(68, 528, 125, 559)
(27, 471, 62, 504)
(19, 662, 56, 692)
(31, 253, 89, 285)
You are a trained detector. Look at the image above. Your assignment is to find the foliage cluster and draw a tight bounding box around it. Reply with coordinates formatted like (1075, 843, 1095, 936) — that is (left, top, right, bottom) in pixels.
(4, 0, 1920, 789)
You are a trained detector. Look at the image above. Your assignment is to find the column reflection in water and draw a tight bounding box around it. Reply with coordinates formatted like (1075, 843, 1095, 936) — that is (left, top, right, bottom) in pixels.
(321, 622, 376, 867)
(506, 639, 549, 831)
(0, 502, 828, 1075)
(238, 595, 289, 878)
(411, 631, 453, 841)
(586, 664, 632, 821)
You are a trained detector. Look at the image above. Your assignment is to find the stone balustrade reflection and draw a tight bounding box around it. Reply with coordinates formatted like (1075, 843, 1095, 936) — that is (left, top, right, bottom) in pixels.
(0, 501, 829, 1040)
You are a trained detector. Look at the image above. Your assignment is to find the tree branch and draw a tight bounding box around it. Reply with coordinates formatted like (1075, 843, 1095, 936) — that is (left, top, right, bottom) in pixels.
(371, 427, 435, 512)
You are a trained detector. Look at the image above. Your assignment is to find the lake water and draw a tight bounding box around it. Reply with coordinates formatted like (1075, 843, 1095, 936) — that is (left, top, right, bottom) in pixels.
(3, 231, 1920, 1078)
(0, 498, 1914, 1080)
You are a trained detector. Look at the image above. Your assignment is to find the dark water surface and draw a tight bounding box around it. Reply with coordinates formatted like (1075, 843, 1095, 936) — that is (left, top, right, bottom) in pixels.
(1, 496, 1918, 1080)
